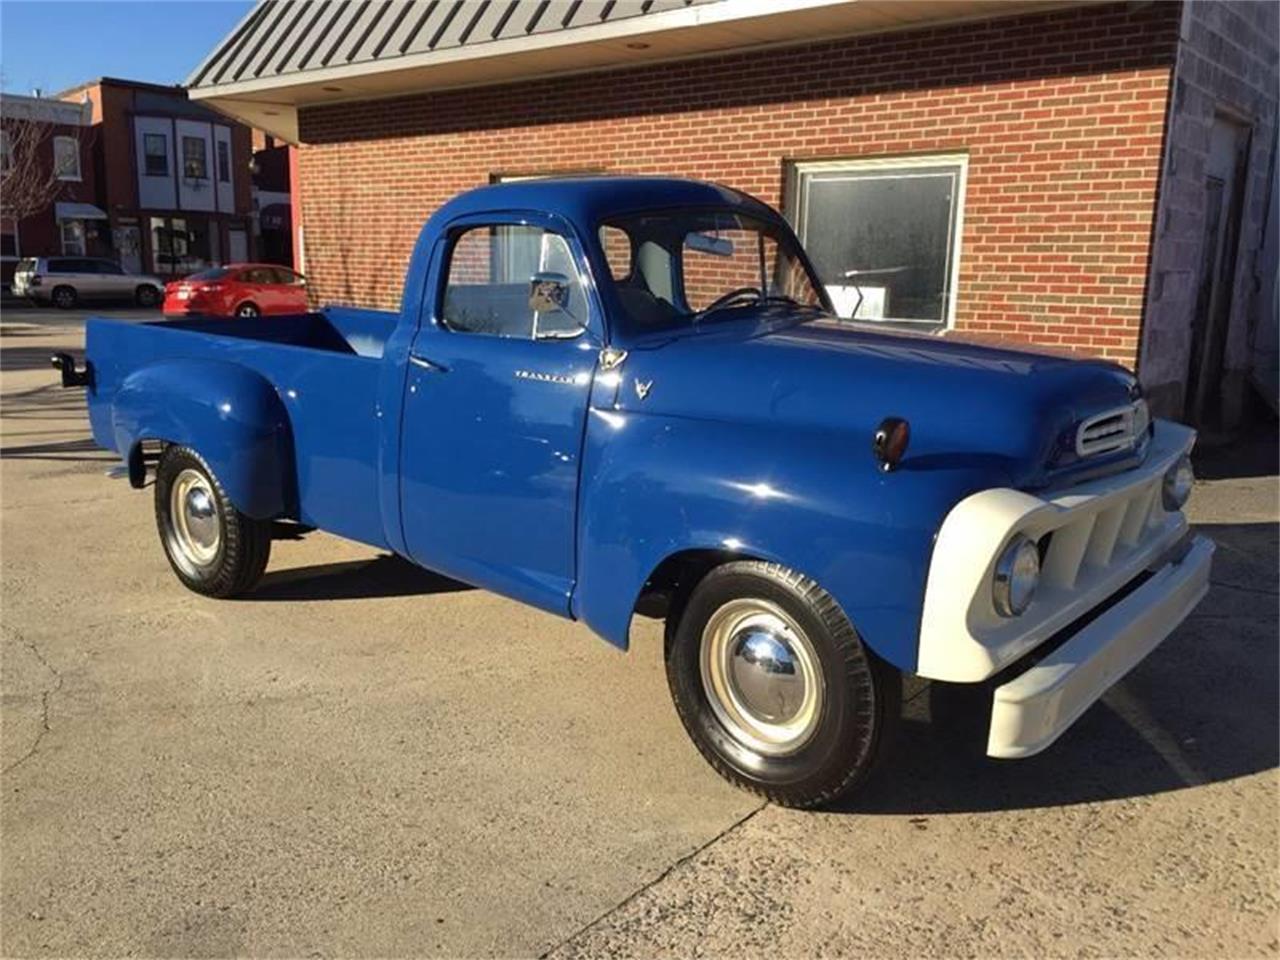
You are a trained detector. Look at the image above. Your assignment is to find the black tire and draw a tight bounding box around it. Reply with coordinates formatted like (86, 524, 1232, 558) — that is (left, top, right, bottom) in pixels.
(154, 445, 271, 598)
(235, 302, 260, 318)
(136, 284, 161, 308)
(51, 285, 77, 309)
(665, 561, 900, 809)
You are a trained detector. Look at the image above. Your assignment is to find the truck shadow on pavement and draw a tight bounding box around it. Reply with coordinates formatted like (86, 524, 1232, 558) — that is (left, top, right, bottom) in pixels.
(842, 518, 1278, 815)
(248, 554, 473, 601)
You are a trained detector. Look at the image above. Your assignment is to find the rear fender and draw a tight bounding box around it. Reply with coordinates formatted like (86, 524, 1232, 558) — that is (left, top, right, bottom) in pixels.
(111, 359, 295, 519)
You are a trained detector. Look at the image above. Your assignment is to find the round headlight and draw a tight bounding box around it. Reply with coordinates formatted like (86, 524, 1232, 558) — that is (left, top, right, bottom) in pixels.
(1162, 453, 1194, 511)
(993, 535, 1040, 618)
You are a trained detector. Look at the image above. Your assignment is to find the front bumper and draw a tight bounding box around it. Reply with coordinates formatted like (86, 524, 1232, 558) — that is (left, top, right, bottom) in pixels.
(986, 533, 1213, 758)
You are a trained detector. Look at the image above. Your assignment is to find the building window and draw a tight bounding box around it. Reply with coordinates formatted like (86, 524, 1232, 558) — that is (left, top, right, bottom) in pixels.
(60, 219, 86, 255)
(788, 155, 968, 329)
(216, 140, 230, 184)
(150, 216, 213, 273)
(53, 136, 80, 181)
(143, 134, 168, 177)
(0, 130, 12, 175)
(182, 136, 207, 180)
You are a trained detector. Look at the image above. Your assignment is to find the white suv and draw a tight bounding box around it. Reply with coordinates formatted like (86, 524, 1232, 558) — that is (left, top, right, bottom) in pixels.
(12, 257, 165, 309)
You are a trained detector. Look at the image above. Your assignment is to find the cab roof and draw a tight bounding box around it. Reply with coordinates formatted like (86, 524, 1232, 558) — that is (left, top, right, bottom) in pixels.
(432, 176, 780, 228)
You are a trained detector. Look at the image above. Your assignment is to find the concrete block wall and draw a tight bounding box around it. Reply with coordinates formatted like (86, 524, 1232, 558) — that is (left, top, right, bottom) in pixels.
(1139, 0, 1279, 423)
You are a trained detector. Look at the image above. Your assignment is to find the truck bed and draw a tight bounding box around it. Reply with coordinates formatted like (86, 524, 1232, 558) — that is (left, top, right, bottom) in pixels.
(85, 307, 399, 547)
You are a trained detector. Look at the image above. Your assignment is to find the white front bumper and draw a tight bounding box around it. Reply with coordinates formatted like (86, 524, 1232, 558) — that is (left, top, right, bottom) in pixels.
(987, 533, 1213, 758)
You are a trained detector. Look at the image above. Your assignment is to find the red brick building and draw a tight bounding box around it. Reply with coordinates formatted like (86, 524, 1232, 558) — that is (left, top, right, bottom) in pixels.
(54, 78, 256, 278)
(0, 92, 98, 287)
(188, 0, 1278, 429)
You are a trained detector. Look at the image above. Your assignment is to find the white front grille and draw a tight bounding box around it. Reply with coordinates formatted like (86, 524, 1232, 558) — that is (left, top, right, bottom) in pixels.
(1076, 400, 1149, 458)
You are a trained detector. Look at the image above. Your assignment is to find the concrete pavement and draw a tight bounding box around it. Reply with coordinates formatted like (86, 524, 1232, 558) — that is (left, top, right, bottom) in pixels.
(1, 314, 1276, 957)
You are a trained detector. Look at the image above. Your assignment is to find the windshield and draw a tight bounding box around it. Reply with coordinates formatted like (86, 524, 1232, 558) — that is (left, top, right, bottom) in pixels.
(598, 210, 828, 334)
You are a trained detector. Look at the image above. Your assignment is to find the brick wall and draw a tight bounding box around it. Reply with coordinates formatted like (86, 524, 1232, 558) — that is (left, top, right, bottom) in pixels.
(1139, 0, 1279, 423)
(297, 1, 1180, 367)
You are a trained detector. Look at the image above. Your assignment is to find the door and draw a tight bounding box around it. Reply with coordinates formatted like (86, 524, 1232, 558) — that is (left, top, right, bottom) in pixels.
(1185, 116, 1250, 427)
(115, 225, 142, 274)
(228, 225, 248, 263)
(239, 266, 274, 312)
(398, 217, 598, 614)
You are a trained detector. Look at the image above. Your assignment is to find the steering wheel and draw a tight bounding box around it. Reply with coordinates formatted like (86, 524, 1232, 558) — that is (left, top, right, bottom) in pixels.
(700, 286, 763, 313)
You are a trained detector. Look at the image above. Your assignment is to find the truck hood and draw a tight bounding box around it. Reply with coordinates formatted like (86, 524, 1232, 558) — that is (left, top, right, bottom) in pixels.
(620, 316, 1143, 490)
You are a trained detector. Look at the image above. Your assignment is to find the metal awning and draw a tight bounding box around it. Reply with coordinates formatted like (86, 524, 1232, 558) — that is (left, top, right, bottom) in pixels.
(55, 202, 109, 221)
(186, 0, 1098, 144)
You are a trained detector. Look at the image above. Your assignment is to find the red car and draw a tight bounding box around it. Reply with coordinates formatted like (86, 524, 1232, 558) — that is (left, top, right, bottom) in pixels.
(163, 264, 308, 318)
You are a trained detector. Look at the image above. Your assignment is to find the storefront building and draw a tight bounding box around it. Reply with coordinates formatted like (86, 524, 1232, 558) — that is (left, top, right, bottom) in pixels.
(188, 0, 1278, 429)
(0, 92, 97, 287)
(56, 78, 255, 279)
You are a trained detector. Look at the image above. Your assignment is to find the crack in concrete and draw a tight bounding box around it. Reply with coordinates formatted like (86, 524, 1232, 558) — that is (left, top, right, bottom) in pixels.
(537, 801, 768, 959)
(3, 631, 64, 776)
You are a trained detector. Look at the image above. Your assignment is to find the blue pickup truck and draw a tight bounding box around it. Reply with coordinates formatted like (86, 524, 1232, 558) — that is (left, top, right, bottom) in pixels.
(59, 178, 1213, 807)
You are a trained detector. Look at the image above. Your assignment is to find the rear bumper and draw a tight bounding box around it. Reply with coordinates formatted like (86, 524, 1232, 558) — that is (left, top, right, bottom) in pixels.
(986, 533, 1214, 758)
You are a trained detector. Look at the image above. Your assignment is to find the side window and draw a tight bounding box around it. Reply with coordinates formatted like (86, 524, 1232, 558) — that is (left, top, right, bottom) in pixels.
(598, 225, 632, 280)
(97, 261, 124, 275)
(442, 224, 587, 339)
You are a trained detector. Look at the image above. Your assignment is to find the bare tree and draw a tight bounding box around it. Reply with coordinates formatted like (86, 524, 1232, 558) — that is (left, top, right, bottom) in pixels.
(1, 98, 90, 253)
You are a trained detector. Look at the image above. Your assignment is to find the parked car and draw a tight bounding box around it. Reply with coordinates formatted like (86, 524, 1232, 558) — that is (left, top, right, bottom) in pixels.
(57, 178, 1212, 808)
(163, 264, 308, 318)
(13, 257, 164, 309)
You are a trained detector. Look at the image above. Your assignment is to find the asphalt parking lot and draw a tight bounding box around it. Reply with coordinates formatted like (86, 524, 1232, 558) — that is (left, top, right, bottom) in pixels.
(2, 310, 1277, 957)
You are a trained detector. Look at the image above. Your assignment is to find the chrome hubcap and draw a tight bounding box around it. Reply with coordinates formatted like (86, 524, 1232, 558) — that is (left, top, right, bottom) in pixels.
(169, 468, 220, 569)
(700, 598, 823, 755)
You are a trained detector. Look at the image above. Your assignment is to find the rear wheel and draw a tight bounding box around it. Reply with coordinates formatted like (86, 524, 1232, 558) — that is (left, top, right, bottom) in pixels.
(235, 302, 260, 318)
(665, 561, 899, 809)
(51, 285, 77, 309)
(135, 284, 160, 308)
(154, 445, 270, 597)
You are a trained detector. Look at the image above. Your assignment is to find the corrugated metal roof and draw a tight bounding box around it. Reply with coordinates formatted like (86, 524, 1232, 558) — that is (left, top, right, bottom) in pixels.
(188, 0, 720, 90)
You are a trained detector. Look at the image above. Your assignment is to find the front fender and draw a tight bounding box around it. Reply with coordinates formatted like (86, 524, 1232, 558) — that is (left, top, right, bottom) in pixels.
(573, 410, 1011, 672)
(111, 359, 295, 519)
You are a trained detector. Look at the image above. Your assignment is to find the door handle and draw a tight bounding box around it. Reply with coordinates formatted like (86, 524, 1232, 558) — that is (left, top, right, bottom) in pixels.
(408, 354, 448, 373)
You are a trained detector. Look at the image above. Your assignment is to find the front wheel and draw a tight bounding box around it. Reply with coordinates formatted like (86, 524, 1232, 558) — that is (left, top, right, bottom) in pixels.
(666, 561, 899, 809)
(154, 445, 271, 597)
(235, 302, 260, 318)
(136, 284, 161, 308)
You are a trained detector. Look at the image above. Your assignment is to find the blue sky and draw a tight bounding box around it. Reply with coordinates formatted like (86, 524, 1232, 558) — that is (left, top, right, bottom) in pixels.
(1, 1, 254, 95)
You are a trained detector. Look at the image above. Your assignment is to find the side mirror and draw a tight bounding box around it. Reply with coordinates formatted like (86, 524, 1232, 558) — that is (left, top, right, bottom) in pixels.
(529, 271, 571, 313)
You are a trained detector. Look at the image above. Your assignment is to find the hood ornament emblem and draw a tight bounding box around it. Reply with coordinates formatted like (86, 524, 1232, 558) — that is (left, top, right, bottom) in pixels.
(634, 378, 653, 401)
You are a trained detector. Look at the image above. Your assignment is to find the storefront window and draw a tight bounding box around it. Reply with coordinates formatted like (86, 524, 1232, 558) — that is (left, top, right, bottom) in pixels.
(150, 216, 214, 274)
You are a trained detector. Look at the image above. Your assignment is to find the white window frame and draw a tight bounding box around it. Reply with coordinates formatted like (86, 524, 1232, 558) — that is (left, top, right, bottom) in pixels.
(53, 135, 81, 181)
(786, 153, 969, 330)
(0, 130, 12, 175)
(60, 218, 86, 256)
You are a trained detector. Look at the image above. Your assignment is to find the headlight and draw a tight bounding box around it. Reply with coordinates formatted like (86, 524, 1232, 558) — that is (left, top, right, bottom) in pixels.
(1162, 453, 1194, 511)
(993, 535, 1040, 617)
